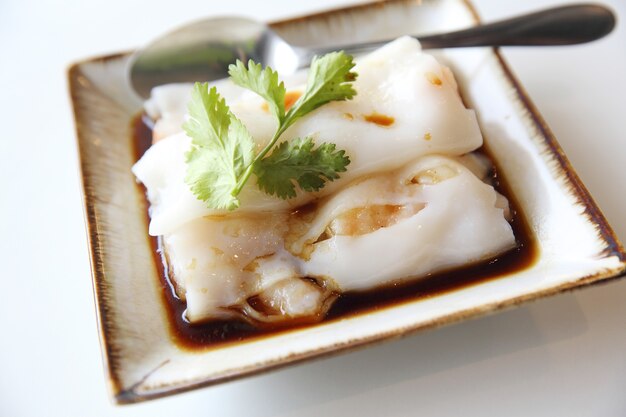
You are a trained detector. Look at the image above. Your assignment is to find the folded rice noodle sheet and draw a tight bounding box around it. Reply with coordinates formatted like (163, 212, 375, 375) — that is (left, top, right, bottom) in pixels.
(132, 37, 516, 325)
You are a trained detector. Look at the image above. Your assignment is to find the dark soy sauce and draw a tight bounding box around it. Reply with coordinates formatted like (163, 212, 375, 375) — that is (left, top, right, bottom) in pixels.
(132, 114, 537, 350)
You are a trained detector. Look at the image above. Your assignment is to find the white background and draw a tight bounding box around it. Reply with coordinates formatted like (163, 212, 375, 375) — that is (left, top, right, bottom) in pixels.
(1, 0, 625, 415)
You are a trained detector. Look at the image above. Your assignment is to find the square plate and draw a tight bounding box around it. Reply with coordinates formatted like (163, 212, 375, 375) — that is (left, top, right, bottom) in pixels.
(69, 0, 626, 404)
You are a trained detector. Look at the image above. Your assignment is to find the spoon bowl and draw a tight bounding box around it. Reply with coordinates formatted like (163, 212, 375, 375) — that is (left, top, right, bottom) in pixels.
(129, 17, 300, 98)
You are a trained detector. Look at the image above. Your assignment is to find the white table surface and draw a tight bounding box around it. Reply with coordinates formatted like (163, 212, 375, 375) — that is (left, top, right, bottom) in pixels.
(2, 0, 625, 415)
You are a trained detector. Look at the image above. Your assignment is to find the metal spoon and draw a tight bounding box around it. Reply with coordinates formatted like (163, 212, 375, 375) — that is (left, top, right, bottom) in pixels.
(129, 3, 615, 99)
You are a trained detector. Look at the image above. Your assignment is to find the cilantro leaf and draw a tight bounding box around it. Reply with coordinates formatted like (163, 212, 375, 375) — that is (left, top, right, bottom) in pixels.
(184, 52, 357, 208)
(254, 137, 350, 199)
(282, 51, 357, 131)
(228, 59, 286, 124)
(183, 82, 255, 210)
(183, 83, 230, 148)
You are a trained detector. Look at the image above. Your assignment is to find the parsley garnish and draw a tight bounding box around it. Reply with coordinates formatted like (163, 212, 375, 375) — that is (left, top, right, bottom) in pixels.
(183, 51, 357, 210)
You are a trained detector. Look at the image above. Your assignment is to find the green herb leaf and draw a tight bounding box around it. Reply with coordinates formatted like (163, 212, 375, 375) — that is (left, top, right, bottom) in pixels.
(254, 137, 350, 199)
(183, 83, 230, 148)
(183, 82, 255, 210)
(184, 52, 357, 209)
(282, 51, 357, 131)
(228, 59, 286, 123)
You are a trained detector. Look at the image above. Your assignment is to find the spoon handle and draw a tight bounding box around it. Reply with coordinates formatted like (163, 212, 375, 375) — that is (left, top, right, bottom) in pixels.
(419, 4, 615, 48)
(299, 4, 615, 61)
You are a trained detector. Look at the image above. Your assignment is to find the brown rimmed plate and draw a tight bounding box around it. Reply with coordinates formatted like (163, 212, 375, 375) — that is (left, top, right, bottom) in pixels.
(69, 0, 626, 404)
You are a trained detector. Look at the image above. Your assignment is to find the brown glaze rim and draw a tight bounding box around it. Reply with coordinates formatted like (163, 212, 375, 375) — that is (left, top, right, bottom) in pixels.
(68, 61, 131, 398)
(68, 0, 626, 405)
(114, 268, 626, 404)
(490, 51, 625, 261)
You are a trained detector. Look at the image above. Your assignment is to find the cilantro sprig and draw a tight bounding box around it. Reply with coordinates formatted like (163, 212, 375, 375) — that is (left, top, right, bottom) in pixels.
(183, 51, 357, 210)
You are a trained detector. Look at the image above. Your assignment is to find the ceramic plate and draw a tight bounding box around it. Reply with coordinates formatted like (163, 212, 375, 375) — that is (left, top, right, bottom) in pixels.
(69, 0, 626, 404)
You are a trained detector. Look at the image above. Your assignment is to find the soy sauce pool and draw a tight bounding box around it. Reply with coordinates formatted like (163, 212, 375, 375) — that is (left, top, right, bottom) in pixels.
(132, 114, 538, 350)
